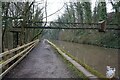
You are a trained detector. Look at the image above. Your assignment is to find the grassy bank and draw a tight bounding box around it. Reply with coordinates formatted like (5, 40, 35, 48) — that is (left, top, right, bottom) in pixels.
(59, 29, 119, 49)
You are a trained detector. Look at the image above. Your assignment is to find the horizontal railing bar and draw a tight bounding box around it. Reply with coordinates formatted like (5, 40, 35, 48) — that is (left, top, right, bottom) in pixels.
(0, 43, 35, 69)
(0, 42, 37, 79)
(0, 39, 39, 58)
(12, 27, 120, 30)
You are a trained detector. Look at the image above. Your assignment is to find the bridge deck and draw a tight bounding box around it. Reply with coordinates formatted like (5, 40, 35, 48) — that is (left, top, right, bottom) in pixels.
(3, 41, 78, 78)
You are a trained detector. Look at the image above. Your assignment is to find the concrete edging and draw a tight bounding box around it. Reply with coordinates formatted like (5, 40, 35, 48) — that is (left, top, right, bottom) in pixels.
(47, 40, 99, 79)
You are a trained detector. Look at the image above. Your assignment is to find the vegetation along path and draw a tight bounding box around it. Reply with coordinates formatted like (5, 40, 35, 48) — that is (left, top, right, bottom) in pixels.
(3, 40, 80, 78)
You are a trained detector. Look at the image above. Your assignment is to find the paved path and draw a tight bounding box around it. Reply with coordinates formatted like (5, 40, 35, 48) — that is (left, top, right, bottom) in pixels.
(3, 40, 78, 78)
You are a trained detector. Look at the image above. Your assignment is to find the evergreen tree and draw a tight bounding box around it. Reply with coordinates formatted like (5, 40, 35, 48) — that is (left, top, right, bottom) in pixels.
(97, 1, 107, 21)
(82, 2, 92, 23)
(74, 2, 83, 23)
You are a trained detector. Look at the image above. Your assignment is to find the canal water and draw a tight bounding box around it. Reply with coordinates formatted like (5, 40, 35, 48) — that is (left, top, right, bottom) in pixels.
(52, 40, 119, 77)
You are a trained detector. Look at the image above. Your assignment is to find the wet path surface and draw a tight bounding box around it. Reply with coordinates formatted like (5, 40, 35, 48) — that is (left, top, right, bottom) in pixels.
(3, 41, 77, 78)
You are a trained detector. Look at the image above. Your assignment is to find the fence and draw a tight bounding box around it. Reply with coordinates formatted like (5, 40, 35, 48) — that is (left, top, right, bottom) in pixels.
(0, 39, 39, 79)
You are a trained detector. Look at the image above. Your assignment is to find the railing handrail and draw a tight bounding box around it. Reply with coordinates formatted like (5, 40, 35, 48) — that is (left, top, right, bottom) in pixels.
(0, 39, 39, 79)
(0, 39, 39, 58)
(0, 43, 35, 69)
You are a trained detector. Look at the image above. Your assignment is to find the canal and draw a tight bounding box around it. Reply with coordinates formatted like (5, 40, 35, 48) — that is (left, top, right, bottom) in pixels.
(52, 40, 119, 77)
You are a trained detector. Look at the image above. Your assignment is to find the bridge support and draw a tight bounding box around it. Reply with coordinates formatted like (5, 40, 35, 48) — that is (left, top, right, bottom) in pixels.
(0, 1, 2, 53)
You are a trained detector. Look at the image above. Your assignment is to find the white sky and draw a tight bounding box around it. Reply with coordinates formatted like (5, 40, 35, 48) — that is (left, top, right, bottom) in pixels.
(36, 0, 113, 21)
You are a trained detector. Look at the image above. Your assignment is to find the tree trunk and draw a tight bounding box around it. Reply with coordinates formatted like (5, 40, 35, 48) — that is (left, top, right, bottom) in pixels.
(0, 1, 2, 53)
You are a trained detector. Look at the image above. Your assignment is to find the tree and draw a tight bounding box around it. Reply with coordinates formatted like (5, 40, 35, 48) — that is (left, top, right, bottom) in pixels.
(74, 2, 83, 23)
(109, 0, 120, 24)
(2, 1, 44, 50)
(82, 2, 92, 23)
(98, 1, 107, 21)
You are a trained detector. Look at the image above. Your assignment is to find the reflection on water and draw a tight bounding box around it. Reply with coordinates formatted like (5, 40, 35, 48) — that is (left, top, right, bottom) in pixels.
(52, 40, 119, 77)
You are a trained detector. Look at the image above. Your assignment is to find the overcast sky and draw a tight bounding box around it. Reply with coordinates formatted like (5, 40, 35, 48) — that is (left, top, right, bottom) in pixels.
(36, 0, 113, 21)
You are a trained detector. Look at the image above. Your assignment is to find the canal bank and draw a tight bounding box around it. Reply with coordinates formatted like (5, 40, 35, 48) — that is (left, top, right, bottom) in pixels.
(59, 29, 119, 49)
(47, 40, 119, 78)
(47, 40, 101, 79)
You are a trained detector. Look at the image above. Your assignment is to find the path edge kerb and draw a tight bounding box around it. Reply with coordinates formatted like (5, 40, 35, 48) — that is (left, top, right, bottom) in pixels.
(47, 40, 99, 79)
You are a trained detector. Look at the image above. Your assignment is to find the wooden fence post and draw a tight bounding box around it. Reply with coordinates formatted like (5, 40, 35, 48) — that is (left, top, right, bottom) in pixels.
(0, 1, 2, 53)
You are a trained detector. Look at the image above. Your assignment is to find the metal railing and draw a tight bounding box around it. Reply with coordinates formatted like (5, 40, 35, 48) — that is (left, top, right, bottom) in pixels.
(0, 39, 39, 79)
